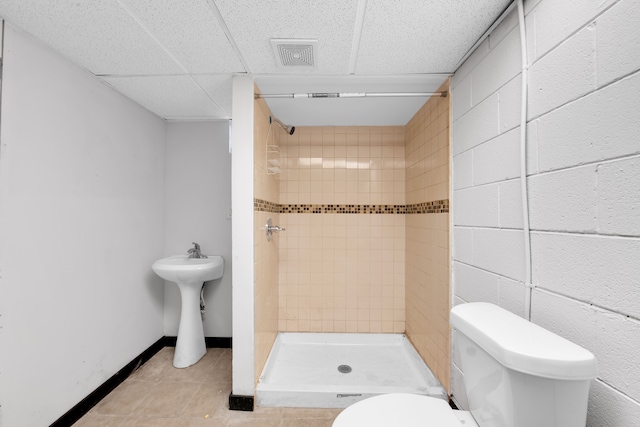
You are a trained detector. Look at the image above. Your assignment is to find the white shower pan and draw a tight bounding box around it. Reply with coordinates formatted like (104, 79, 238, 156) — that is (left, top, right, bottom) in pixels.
(256, 332, 447, 408)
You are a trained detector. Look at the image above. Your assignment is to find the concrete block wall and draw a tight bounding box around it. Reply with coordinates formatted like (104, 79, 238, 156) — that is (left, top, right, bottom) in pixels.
(450, 0, 640, 424)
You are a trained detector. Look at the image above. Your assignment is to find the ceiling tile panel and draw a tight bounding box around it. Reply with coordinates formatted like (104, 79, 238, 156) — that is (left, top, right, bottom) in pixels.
(193, 74, 234, 117)
(1, 0, 513, 124)
(0, 0, 183, 75)
(118, 0, 245, 73)
(102, 75, 227, 119)
(214, 0, 359, 74)
(355, 0, 511, 74)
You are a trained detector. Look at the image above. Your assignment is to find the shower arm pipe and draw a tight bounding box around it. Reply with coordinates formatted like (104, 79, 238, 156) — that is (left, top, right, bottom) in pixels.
(254, 91, 447, 99)
(517, 0, 533, 321)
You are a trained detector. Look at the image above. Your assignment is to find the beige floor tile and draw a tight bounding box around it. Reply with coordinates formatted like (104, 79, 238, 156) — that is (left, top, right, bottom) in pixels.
(73, 413, 127, 427)
(161, 351, 221, 384)
(92, 380, 152, 416)
(181, 383, 232, 419)
(206, 356, 232, 384)
(280, 408, 342, 419)
(184, 417, 229, 426)
(280, 407, 340, 427)
(204, 348, 231, 359)
(282, 419, 336, 427)
(120, 417, 189, 427)
(128, 348, 174, 382)
(133, 381, 201, 417)
(226, 419, 282, 427)
(75, 346, 342, 427)
(226, 406, 283, 420)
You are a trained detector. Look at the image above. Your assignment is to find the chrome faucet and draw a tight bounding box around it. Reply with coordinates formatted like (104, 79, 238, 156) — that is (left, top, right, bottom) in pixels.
(187, 242, 207, 259)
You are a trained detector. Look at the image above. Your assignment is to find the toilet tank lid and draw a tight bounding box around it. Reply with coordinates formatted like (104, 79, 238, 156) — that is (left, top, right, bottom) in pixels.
(451, 302, 597, 380)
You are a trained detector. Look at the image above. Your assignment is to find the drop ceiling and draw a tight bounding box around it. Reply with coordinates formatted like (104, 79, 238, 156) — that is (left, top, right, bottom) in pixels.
(0, 0, 511, 126)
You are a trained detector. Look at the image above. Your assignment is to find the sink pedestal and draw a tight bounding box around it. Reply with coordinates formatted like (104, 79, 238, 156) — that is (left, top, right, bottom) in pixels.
(174, 281, 207, 368)
(151, 254, 224, 369)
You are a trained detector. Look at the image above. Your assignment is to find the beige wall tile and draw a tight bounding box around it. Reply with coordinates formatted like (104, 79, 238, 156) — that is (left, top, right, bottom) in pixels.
(253, 89, 280, 384)
(278, 126, 407, 334)
(404, 79, 451, 392)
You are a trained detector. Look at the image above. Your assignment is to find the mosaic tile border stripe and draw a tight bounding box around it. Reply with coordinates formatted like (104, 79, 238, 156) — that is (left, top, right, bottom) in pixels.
(254, 198, 280, 213)
(254, 199, 448, 214)
(406, 200, 449, 214)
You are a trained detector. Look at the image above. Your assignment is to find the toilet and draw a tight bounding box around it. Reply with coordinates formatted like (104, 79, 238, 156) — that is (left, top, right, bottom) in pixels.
(333, 302, 597, 427)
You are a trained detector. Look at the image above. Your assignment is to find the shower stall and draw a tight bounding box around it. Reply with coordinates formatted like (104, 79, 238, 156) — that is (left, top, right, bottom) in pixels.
(231, 76, 451, 407)
(256, 333, 447, 408)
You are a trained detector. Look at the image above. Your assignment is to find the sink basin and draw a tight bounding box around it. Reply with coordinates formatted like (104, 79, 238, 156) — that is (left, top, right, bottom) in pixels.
(151, 254, 224, 368)
(152, 254, 224, 284)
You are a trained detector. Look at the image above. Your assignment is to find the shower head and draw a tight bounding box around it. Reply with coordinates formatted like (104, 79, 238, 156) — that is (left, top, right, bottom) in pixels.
(273, 118, 295, 135)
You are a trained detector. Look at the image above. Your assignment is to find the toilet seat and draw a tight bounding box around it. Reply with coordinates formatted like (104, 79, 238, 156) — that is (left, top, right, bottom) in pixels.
(332, 393, 464, 427)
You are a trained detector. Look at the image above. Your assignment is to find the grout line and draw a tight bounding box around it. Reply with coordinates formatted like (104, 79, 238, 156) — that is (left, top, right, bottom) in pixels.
(535, 287, 640, 323)
(532, 229, 640, 241)
(453, 225, 640, 241)
(526, 152, 640, 178)
(593, 378, 640, 407)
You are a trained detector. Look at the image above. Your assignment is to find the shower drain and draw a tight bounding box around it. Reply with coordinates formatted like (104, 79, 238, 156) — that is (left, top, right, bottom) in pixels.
(337, 364, 352, 374)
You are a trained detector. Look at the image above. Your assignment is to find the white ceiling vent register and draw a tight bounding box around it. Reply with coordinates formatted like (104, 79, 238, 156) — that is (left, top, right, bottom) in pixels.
(271, 39, 317, 67)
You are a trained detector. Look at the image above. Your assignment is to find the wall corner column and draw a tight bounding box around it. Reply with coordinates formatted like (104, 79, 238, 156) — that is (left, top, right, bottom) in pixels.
(231, 75, 256, 397)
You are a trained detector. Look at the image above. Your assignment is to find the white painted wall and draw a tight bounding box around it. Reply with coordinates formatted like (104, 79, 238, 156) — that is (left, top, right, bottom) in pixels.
(450, 0, 640, 424)
(231, 75, 255, 397)
(163, 121, 232, 337)
(0, 25, 166, 426)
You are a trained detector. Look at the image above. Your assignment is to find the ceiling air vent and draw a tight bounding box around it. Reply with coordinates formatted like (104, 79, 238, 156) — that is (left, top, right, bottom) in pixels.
(271, 39, 317, 68)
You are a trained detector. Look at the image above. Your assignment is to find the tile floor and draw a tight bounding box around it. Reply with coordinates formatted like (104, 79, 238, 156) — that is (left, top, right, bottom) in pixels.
(74, 347, 342, 427)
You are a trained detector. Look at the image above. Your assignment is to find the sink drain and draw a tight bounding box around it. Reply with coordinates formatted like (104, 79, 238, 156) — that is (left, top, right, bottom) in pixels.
(337, 364, 352, 374)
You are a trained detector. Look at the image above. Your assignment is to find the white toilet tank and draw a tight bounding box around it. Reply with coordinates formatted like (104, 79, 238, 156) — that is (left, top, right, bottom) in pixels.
(451, 302, 597, 427)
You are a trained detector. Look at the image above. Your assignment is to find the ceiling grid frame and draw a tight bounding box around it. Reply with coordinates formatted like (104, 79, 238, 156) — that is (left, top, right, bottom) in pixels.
(114, 0, 227, 116)
(349, 0, 368, 75)
(0, 0, 512, 124)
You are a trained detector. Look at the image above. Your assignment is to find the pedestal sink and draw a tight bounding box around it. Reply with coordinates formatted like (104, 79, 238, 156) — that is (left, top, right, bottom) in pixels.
(152, 254, 224, 368)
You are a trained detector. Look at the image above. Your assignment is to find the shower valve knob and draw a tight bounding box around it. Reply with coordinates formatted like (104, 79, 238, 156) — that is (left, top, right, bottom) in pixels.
(265, 218, 285, 241)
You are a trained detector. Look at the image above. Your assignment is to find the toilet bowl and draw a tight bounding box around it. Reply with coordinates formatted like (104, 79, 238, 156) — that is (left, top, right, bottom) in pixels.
(333, 302, 597, 427)
(333, 393, 476, 427)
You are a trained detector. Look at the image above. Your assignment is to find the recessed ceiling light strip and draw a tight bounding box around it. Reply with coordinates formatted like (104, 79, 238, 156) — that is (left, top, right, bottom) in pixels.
(255, 91, 447, 99)
(348, 0, 368, 74)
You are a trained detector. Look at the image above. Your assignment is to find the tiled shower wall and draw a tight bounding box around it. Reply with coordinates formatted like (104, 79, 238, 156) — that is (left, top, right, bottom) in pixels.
(278, 127, 407, 333)
(256, 96, 451, 389)
(273, 103, 451, 392)
(404, 80, 451, 391)
(253, 93, 280, 383)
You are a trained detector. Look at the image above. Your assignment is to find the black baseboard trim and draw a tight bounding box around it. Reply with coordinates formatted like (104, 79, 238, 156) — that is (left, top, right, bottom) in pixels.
(162, 336, 232, 348)
(229, 393, 255, 411)
(448, 396, 459, 410)
(206, 337, 232, 348)
(49, 336, 233, 426)
(50, 337, 165, 427)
